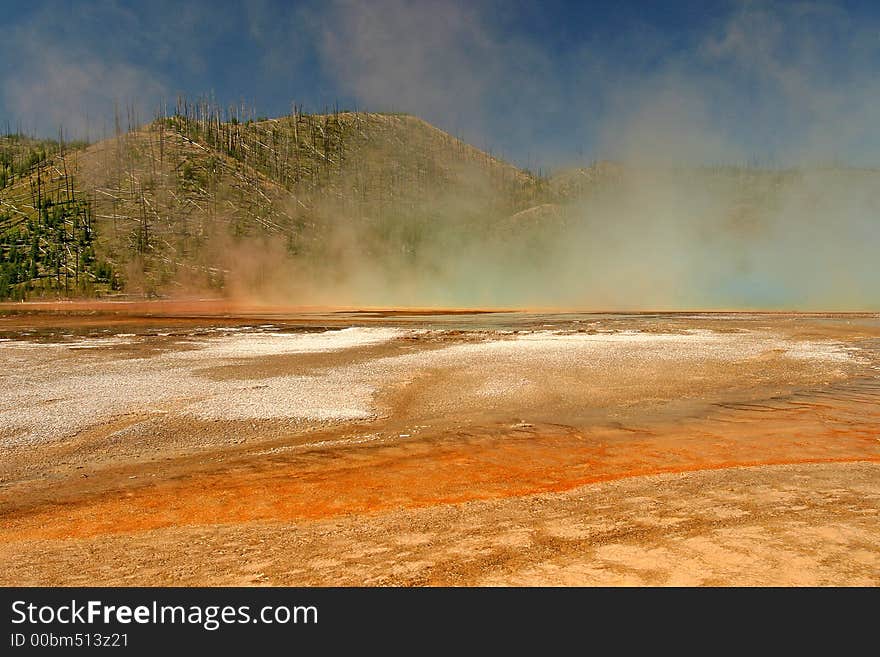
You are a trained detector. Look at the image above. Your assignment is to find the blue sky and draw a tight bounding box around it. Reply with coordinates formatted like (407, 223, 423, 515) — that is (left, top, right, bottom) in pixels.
(2, 0, 879, 169)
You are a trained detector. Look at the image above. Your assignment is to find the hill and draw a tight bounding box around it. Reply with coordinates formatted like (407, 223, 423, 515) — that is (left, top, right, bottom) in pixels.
(0, 110, 542, 300)
(2, 108, 879, 308)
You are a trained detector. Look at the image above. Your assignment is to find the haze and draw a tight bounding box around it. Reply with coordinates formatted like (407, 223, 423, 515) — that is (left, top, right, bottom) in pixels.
(1, 0, 878, 309)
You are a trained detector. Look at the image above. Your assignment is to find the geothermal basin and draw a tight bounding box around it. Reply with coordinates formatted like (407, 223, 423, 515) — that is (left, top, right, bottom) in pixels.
(1, 305, 879, 585)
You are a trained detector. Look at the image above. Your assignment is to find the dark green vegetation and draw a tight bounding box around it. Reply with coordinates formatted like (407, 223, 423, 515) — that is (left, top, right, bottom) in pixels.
(0, 134, 113, 300)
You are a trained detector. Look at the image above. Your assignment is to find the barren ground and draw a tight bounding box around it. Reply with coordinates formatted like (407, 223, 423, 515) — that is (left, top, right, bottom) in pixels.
(1, 305, 878, 586)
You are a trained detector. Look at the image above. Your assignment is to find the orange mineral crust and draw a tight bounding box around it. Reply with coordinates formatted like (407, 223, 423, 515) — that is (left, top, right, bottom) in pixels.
(1, 310, 879, 585)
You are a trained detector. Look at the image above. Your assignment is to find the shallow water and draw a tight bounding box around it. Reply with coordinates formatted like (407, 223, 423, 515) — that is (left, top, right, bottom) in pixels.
(3, 308, 880, 341)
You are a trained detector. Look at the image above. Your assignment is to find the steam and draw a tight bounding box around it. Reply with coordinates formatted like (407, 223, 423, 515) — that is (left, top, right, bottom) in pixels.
(594, 2, 880, 168)
(4, 2, 880, 166)
(0, 2, 167, 138)
(256, 0, 879, 310)
(312, 1, 880, 168)
(221, 164, 880, 311)
(3, 1, 879, 309)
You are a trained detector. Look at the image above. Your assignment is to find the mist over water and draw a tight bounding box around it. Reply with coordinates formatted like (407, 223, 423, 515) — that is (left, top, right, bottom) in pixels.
(223, 164, 880, 311)
(210, 2, 880, 310)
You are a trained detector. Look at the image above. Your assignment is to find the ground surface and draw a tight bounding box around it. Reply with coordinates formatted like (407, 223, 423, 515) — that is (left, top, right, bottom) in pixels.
(1, 305, 878, 585)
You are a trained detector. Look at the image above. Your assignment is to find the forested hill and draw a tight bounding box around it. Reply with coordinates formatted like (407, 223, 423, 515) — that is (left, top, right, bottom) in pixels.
(3, 106, 875, 305)
(0, 109, 544, 299)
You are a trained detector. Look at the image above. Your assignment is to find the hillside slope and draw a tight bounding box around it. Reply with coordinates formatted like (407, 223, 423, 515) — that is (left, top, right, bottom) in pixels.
(3, 110, 878, 307)
(0, 111, 542, 299)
